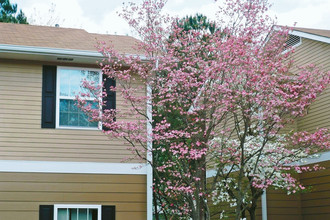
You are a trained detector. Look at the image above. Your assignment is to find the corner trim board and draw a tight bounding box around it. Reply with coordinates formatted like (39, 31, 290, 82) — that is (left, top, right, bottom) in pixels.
(0, 160, 147, 175)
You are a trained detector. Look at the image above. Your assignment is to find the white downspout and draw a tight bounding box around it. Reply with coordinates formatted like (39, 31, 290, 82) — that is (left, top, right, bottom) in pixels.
(261, 189, 268, 220)
(146, 60, 157, 220)
(147, 82, 153, 220)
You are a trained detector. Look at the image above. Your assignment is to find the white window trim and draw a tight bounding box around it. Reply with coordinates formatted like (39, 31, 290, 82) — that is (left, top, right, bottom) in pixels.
(56, 66, 102, 130)
(54, 204, 101, 220)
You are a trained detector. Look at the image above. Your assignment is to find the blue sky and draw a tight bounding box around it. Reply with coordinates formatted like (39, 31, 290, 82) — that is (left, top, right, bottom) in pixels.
(13, 0, 330, 35)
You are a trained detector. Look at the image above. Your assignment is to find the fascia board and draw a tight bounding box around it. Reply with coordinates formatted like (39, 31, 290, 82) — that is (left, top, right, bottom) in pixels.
(291, 30, 330, 44)
(0, 44, 148, 63)
(0, 44, 104, 58)
(271, 26, 330, 44)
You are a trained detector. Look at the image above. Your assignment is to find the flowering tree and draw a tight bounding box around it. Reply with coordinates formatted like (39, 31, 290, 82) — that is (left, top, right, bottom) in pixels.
(78, 0, 330, 219)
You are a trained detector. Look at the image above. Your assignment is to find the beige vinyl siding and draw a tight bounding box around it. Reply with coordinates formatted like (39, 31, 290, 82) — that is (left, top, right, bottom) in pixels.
(0, 60, 144, 163)
(266, 189, 302, 220)
(266, 38, 330, 220)
(300, 160, 330, 220)
(0, 172, 146, 220)
(293, 38, 330, 133)
(265, 160, 330, 220)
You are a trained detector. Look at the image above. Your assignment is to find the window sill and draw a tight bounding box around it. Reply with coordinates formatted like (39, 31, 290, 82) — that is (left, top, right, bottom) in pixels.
(56, 126, 100, 131)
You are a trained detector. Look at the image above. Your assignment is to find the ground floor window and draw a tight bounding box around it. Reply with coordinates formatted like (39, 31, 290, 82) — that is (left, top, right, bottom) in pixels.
(54, 205, 101, 220)
(39, 204, 115, 220)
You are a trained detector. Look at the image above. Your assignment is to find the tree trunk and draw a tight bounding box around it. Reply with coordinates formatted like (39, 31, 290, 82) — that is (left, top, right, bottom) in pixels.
(248, 208, 256, 220)
(248, 199, 257, 220)
(153, 192, 160, 220)
(242, 209, 246, 219)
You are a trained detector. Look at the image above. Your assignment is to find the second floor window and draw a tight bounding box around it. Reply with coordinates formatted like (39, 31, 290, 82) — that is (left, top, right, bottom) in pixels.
(56, 67, 101, 129)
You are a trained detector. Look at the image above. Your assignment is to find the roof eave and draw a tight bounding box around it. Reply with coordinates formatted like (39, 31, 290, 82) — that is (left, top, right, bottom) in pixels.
(291, 30, 330, 44)
(0, 44, 149, 64)
(0, 44, 104, 64)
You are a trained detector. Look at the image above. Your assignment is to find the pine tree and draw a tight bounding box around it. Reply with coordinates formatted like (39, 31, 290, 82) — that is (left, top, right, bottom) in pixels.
(0, 0, 28, 24)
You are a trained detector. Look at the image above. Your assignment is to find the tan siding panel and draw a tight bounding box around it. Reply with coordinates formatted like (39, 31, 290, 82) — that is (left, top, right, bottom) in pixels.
(300, 175, 330, 186)
(0, 192, 145, 202)
(0, 201, 146, 212)
(0, 172, 146, 220)
(0, 60, 146, 163)
(0, 212, 37, 220)
(0, 75, 42, 83)
(294, 39, 330, 133)
(0, 172, 146, 183)
(0, 84, 41, 92)
(301, 206, 330, 215)
(299, 161, 330, 219)
(302, 198, 330, 207)
(268, 216, 301, 220)
(0, 104, 41, 111)
(303, 214, 330, 220)
(0, 182, 146, 193)
(0, 109, 40, 115)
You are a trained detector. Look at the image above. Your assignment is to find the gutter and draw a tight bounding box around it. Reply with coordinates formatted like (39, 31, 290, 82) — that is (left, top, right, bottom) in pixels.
(0, 44, 148, 61)
(0, 44, 104, 59)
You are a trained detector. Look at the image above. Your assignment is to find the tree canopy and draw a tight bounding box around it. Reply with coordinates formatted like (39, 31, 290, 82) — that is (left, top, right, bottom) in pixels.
(78, 0, 330, 219)
(0, 0, 28, 24)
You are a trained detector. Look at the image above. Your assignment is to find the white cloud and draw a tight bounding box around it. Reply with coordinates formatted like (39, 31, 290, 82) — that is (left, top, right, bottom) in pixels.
(12, 0, 330, 35)
(269, 0, 330, 29)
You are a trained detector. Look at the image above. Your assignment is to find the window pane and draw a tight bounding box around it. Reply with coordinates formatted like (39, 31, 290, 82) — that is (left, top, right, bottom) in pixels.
(59, 69, 100, 98)
(59, 99, 69, 112)
(69, 70, 82, 97)
(68, 100, 78, 112)
(57, 207, 99, 220)
(87, 71, 99, 82)
(68, 112, 79, 126)
(78, 209, 87, 220)
(58, 208, 68, 220)
(59, 70, 70, 97)
(89, 209, 98, 220)
(59, 112, 69, 126)
(79, 112, 89, 127)
(59, 99, 98, 128)
(70, 208, 78, 219)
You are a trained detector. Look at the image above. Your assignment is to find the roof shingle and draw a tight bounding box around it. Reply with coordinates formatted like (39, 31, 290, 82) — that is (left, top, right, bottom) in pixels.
(0, 22, 140, 54)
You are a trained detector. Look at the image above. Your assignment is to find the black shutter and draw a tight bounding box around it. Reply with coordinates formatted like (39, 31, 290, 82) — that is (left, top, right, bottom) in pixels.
(39, 205, 54, 220)
(42, 66, 57, 128)
(102, 75, 116, 131)
(102, 205, 116, 220)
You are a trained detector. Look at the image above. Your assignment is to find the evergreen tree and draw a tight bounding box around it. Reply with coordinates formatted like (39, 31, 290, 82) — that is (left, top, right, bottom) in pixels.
(0, 0, 28, 24)
(153, 14, 219, 220)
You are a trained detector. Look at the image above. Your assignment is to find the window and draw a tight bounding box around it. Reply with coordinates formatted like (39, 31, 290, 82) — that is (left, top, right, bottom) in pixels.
(39, 205, 116, 220)
(54, 205, 101, 220)
(41, 65, 116, 130)
(56, 67, 101, 129)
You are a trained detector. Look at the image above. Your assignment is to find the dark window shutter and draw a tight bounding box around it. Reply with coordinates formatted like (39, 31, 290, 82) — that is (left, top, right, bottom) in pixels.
(102, 205, 115, 220)
(39, 205, 54, 220)
(42, 66, 57, 128)
(102, 75, 116, 131)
